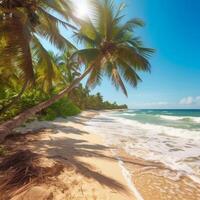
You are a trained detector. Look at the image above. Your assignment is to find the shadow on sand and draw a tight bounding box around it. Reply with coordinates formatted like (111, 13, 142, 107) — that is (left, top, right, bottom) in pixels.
(4, 120, 127, 194)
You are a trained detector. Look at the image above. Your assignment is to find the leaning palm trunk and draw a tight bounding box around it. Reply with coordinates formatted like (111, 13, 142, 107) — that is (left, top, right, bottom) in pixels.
(0, 65, 93, 141)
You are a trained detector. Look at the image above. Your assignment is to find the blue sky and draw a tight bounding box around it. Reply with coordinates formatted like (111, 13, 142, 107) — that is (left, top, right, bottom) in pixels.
(44, 0, 200, 109)
(90, 0, 200, 109)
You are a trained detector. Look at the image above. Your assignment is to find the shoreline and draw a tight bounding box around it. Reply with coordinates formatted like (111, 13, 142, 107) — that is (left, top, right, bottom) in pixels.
(1, 110, 200, 200)
(85, 111, 200, 200)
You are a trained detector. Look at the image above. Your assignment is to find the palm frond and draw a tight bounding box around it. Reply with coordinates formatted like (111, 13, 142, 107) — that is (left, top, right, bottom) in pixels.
(86, 63, 102, 88)
(32, 35, 64, 92)
(72, 48, 100, 65)
(117, 58, 142, 87)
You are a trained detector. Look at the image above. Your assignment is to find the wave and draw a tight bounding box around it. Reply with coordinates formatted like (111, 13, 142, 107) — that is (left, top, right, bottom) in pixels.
(115, 116, 200, 139)
(121, 113, 136, 116)
(86, 112, 200, 139)
(159, 115, 200, 123)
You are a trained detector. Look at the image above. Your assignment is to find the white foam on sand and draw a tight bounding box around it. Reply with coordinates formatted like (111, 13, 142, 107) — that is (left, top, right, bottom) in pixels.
(111, 149, 144, 200)
(85, 112, 200, 185)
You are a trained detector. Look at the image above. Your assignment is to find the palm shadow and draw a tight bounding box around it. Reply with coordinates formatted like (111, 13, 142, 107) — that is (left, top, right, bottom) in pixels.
(8, 126, 127, 193)
(29, 134, 126, 192)
(4, 111, 129, 193)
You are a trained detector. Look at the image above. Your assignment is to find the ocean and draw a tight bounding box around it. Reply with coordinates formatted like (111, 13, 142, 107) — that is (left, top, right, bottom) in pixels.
(85, 109, 200, 184)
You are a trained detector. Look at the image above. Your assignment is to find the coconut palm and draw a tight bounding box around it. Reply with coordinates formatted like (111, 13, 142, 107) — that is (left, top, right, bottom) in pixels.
(74, 0, 154, 96)
(0, 0, 154, 138)
(0, 0, 76, 113)
(0, 49, 69, 114)
(0, 0, 76, 85)
(53, 50, 81, 84)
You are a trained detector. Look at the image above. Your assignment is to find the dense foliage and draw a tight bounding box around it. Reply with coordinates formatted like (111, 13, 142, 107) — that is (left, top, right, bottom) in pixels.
(0, 84, 127, 122)
(41, 97, 81, 121)
(69, 85, 127, 110)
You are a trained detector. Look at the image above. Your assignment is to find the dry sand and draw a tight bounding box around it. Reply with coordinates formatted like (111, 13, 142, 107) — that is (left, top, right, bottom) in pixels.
(0, 111, 136, 200)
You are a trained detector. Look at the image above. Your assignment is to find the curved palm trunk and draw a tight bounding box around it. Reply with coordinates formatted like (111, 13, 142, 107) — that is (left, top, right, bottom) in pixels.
(0, 80, 28, 114)
(0, 66, 93, 141)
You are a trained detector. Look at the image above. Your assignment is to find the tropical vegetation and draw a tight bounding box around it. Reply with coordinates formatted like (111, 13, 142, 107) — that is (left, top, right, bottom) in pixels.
(0, 0, 153, 138)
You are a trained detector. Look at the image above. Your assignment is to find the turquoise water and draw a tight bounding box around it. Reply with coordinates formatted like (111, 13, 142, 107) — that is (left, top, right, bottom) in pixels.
(116, 109, 200, 130)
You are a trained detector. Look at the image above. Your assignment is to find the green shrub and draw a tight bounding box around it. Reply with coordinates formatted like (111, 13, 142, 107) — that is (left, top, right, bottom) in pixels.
(0, 89, 49, 122)
(40, 108, 57, 121)
(41, 97, 81, 121)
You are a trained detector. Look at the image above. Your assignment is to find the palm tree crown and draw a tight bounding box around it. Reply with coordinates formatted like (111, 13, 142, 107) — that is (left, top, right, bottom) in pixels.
(74, 0, 154, 96)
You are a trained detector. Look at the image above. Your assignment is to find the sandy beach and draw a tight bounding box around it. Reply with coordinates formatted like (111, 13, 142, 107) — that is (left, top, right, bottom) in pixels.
(0, 111, 135, 200)
(1, 110, 200, 200)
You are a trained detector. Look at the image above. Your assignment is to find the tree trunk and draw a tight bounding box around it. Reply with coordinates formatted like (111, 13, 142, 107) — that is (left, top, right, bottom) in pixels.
(0, 66, 93, 141)
(0, 80, 28, 114)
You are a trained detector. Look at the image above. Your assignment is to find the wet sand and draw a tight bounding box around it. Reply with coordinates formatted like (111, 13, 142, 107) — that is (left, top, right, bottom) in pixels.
(115, 149, 200, 200)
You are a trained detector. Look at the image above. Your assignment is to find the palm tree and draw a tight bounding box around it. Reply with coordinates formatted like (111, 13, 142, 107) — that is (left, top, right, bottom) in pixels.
(0, 60, 32, 114)
(53, 50, 81, 84)
(0, 50, 70, 114)
(74, 0, 154, 96)
(0, 0, 154, 139)
(0, 0, 76, 113)
(0, 0, 76, 85)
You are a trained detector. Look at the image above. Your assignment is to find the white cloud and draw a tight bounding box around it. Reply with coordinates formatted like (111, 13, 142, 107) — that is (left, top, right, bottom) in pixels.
(179, 96, 200, 105)
(196, 96, 200, 101)
(179, 96, 193, 105)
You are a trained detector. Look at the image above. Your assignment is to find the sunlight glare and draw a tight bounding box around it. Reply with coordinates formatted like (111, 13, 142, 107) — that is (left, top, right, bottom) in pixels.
(73, 0, 91, 19)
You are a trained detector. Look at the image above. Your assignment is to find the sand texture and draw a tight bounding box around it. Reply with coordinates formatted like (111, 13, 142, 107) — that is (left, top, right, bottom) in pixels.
(0, 111, 135, 200)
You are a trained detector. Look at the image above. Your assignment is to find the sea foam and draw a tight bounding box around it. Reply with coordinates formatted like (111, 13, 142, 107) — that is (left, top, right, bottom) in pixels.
(84, 112, 200, 184)
(159, 115, 200, 123)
